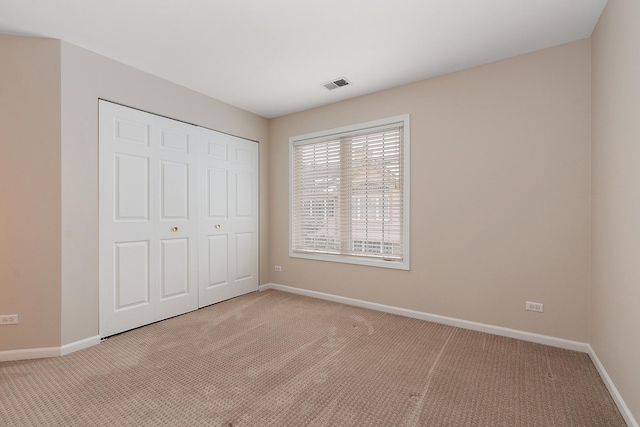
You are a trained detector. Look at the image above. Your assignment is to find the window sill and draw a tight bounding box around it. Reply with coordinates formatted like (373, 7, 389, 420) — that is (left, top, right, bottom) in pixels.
(289, 250, 410, 270)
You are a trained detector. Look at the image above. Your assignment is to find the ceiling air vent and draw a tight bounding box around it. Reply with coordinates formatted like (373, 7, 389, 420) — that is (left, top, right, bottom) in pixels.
(322, 78, 351, 91)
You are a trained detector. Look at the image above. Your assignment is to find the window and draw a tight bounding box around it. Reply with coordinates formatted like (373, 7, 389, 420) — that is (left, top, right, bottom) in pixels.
(290, 115, 410, 270)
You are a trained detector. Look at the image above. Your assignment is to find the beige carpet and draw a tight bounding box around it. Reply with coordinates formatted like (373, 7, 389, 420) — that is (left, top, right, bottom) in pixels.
(0, 289, 626, 426)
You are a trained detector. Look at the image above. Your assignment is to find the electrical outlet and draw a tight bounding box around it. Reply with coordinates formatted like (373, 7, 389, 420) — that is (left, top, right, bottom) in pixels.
(0, 314, 18, 325)
(274, 265, 282, 272)
(526, 302, 544, 313)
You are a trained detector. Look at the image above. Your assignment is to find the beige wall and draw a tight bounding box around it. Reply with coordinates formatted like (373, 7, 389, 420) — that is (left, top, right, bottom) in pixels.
(60, 42, 270, 345)
(0, 35, 62, 350)
(270, 40, 592, 342)
(591, 0, 640, 420)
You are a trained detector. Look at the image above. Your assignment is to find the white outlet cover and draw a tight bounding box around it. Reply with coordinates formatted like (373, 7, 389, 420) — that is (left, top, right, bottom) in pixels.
(0, 314, 19, 325)
(525, 302, 544, 312)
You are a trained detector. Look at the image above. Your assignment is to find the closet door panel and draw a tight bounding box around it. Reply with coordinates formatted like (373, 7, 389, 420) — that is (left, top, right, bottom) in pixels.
(206, 234, 229, 288)
(114, 241, 150, 309)
(207, 168, 228, 219)
(199, 130, 258, 307)
(100, 102, 157, 336)
(160, 238, 190, 299)
(114, 154, 150, 221)
(99, 101, 198, 337)
(151, 115, 198, 322)
(159, 160, 189, 220)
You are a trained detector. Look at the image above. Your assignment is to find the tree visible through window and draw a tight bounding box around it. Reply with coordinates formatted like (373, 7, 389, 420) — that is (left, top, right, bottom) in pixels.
(290, 116, 410, 270)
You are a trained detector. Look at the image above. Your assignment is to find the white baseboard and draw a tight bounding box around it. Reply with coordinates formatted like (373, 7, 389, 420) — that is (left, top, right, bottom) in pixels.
(588, 345, 639, 427)
(0, 335, 100, 362)
(61, 335, 101, 356)
(0, 346, 61, 362)
(260, 283, 589, 352)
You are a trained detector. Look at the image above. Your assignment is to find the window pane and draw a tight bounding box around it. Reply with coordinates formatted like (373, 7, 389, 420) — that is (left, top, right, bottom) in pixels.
(291, 116, 408, 269)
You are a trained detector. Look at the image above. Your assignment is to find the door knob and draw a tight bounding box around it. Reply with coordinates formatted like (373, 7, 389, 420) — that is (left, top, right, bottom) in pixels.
(172, 226, 179, 232)
(215, 224, 221, 229)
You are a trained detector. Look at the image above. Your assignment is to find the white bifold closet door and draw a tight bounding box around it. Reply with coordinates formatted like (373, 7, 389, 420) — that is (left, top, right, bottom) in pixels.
(198, 130, 258, 307)
(99, 101, 258, 337)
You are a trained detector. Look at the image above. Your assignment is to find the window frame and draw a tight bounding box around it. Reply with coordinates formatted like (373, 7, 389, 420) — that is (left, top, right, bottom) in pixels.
(289, 114, 410, 270)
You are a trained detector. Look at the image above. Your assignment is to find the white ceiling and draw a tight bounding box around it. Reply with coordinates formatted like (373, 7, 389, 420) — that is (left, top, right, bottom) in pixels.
(0, 0, 607, 119)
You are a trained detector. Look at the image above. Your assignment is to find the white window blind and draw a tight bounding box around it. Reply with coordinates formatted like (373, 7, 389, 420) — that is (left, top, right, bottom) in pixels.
(290, 116, 409, 269)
